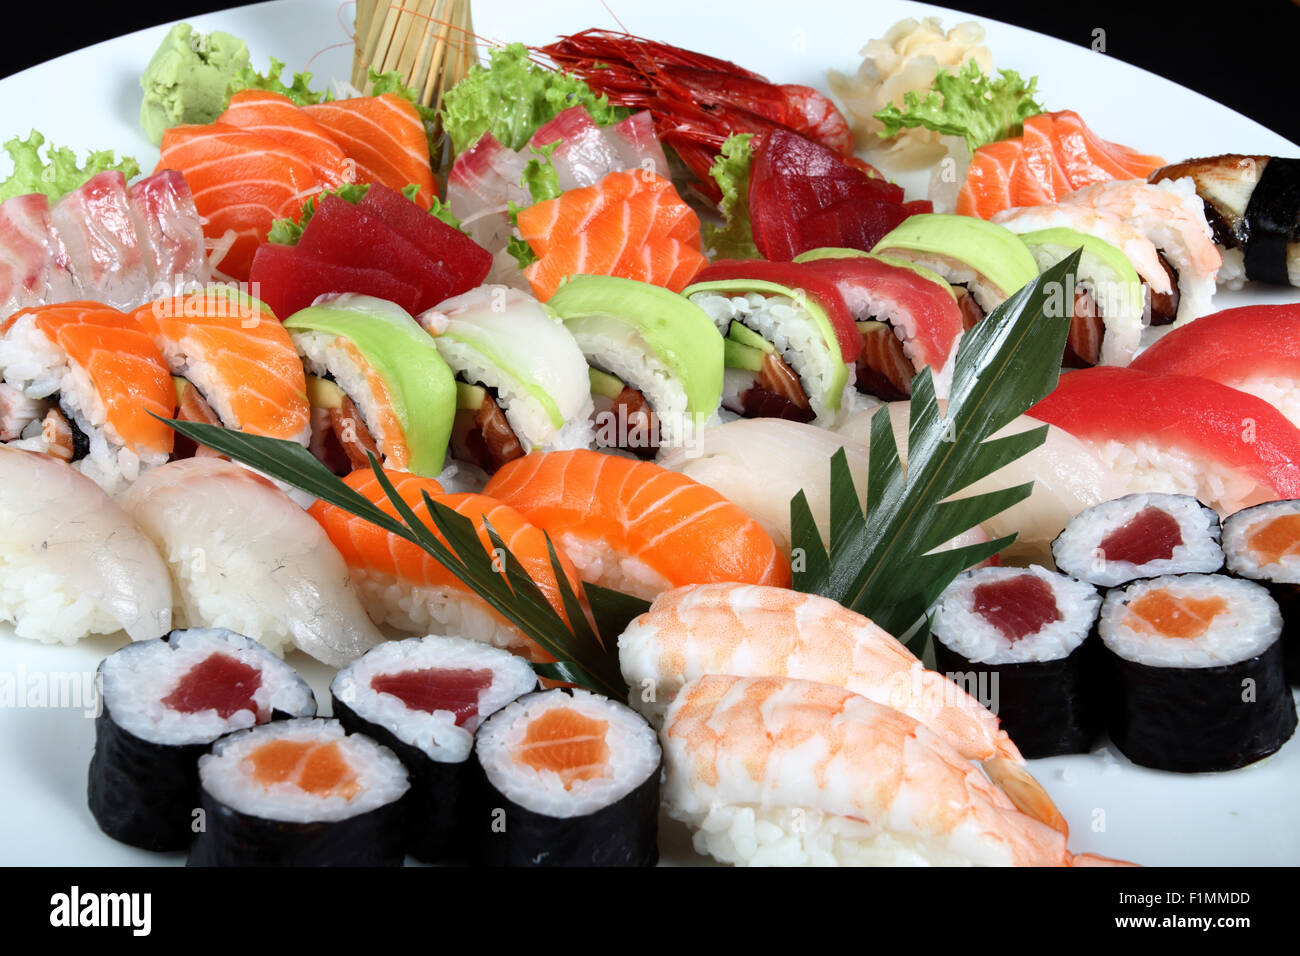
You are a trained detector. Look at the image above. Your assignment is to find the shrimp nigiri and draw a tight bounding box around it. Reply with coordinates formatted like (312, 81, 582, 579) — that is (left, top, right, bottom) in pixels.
(482, 449, 791, 600)
(663, 675, 1128, 866)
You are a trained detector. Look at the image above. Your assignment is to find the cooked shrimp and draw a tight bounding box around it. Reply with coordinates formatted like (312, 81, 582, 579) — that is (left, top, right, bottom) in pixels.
(663, 675, 1118, 866)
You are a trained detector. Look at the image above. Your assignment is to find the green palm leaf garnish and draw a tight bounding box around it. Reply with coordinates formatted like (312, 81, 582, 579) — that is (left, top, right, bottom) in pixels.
(791, 251, 1081, 649)
(157, 418, 642, 697)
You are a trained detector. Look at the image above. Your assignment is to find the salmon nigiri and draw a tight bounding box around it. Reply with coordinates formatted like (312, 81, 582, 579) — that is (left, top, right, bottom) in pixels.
(131, 286, 311, 448)
(303, 94, 436, 209)
(0, 301, 174, 491)
(309, 468, 585, 663)
(157, 123, 321, 281)
(482, 449, 791, 600)
(216, 89, 352, 189)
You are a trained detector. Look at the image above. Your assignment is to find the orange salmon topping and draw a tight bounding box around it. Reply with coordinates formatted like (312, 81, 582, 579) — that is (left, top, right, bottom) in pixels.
(1247, 513, 1300, 566)
(514, 708, 609, 789)
(1125, 590, 1227, 639)
(247, 739, 360, 798)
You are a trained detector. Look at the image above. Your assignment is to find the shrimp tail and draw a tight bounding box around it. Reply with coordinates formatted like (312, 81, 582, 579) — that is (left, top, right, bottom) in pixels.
(983, 756, 1070, 836)
(1068, 852, 1142, 866)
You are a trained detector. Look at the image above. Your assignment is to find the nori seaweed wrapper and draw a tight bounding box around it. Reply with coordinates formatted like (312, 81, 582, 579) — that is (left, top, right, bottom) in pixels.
(1243, 157, 1300, 285)
(331, 694, 467, 864)
(934, 636, 1103, 759)
(1102, 639, 1297, 772)
(464, 755, 661, 867)
(187, 787, 406, 867)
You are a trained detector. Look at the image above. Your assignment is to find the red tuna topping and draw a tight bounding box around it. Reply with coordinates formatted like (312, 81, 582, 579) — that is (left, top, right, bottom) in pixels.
(162, 653, 263, 719)
(370, 668, 494, 726)
(972, 575, 1061, 642)
(1099, 506, 1183, 566)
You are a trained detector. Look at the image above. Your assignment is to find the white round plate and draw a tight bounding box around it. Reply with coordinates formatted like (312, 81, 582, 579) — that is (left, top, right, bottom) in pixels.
(1, 0, 1298, 866)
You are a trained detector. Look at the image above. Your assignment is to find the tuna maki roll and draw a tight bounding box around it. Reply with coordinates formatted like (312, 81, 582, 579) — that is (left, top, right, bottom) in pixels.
(188, 718, 409, 866)
(1098, 574, 1296, 772)
(1223, 499, 1300, 683)
(330, 636, 538, 862)
(88, 628, 317, 852)
(470, 688, 661, 866)
(931, 566, 1103, 758)
(1052, 493, 1224, 588)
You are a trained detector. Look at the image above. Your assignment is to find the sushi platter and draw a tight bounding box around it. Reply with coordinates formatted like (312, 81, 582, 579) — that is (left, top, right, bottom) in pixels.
(2, 0, 1300, 869)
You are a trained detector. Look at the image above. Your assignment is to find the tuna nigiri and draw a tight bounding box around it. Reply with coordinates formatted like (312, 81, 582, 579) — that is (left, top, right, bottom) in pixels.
(482, 449, 790, 600)
(303, 94, 436, 209)
(0, 301, 174, 491)
(308, 468, 582, 663)
(1029, 366, 1300, 516)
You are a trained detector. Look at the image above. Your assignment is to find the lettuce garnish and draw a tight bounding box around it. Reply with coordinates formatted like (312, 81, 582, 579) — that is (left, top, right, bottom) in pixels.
(0, 131, 140, 204)
(701, 133, 760, 260)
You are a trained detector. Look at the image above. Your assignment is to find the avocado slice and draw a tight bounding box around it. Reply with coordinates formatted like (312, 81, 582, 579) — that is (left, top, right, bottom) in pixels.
(587, 366, 626, 401)
(724, 338, 766, 372)
(727, 320, 775, 353)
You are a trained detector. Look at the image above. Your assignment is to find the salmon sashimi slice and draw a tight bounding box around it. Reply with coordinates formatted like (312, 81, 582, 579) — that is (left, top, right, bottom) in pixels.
(132, 290, 310, 443)
(369, 667, 494, 725)
(971, 574, 1062, 641)
(248, 739, 361, 798)
(217, 90, 352, 189)
(514, 707, 610, 788)
(157, 123, 321, 282)
(1247, 513, 1300, 565)
(482, 449, 791, 599)
(1013, 114, 1071, 208)
(303, 94, 435, 209)
(1125, 589, 1227, 639)
(4, 302, 175, 455)
(956, 138, 1021, 218)
(1099, 507, 1184, 565)
(515, 169, 670, 259)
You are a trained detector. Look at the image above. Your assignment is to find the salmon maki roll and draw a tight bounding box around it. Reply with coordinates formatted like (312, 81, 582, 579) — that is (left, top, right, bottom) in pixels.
(0, 301, 174, 491)
(308, 468, 583, 663)
(1223, 499, 1300, 683)
(482, 449, 791, 600)
(131, 285, 311, 450)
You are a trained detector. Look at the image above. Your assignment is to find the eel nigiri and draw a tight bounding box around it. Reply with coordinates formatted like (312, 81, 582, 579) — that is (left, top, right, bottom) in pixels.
(309, 468, 581, 663)
(0, 447, 172, 643)
(0, 301, 174, 492)
(662, 675, 1118, 866)
(1029, 366, 1300, 516)
(482, 449, 791, 600)
(1130, 304, 1300, 431)
(119, 458, 382, 667)
(131, 285, 311, 449)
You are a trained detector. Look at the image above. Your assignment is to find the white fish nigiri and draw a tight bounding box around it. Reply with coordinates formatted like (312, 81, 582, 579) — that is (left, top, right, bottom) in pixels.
(663, 675, 1119, 867)
(835, 403, 1125, 565)
(0, 447, 171, 643)
(118, 459, 381, 666)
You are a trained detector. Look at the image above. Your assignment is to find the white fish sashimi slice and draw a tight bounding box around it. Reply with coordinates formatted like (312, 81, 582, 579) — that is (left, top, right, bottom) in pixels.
(603, 111, 671, 179)
(128, 169, 209, 295)
(118, 459, 382, 667)
(0, 447, 172, 643)
(50, 170, 155, 311)
(447, 131, 531, 255)
(529, 106, 623, 192)
(0, 193, 79, 318)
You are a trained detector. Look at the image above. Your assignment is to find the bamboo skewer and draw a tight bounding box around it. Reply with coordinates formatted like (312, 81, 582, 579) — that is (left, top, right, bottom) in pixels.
(351, 0, 478, 110)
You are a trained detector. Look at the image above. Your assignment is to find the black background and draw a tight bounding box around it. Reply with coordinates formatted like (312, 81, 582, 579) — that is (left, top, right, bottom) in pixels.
(6, 0, 1300, 144)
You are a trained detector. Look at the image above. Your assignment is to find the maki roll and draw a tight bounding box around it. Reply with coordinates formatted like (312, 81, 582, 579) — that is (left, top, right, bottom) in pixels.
(417, 285, 593, 476)
(870, 214, 1040, 328)
(1149, 155, 1300, 288)
(931, 566, 1103, 758)
(329, 636, 538, 862)
(1052, 493, 1225, 588)
(0, 302, 174, 492)
(130, 285, 311, 453)
(188, 718, 409, 866)
(683, 260, 859, 426)
(1017, 228, 1144, 367)
(545, 275, 722, 456)
(88, 628, 317, 852)
(792, 249, 964, 400)
(470, 688, 661, 866)
(284, 294, 456, 477)
(1223, 500, 1300, 682)
(1098, 574, 1296, 772)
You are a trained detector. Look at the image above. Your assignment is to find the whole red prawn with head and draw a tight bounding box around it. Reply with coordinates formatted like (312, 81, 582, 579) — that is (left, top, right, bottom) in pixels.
(537, 29, 854, 199)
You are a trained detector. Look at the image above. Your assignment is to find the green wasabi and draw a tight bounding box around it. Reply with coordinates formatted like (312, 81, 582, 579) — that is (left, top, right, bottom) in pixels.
(284, 295, 455, 477)
(139, 23, 250, 146)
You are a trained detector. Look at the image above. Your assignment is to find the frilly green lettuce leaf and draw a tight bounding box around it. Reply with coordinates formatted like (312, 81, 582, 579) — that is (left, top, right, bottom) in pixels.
(227, 56, 331, 106)
(701, 133, 761, 260)
(0, 131, 140, 204)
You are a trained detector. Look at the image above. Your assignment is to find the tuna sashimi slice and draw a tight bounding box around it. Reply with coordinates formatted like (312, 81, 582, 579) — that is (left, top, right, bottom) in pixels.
(357, 182, 491, 296)
(50, 171, 154, 311)
(304, 93, 435, 209)
(127, 169, 209, 295)
(248, 242, 422, 319)
(296, 195, 457, 313)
